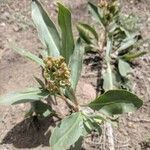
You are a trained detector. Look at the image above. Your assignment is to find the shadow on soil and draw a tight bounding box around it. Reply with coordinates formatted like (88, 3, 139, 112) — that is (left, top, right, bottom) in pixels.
(1, 116, 55, 148)
(84, 53, 103, 95)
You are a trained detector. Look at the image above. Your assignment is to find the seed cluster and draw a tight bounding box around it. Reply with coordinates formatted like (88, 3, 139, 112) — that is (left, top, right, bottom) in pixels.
(98, 0, 119, 26)
(44, 56, 71, 93)
(98, 0, 109, 8)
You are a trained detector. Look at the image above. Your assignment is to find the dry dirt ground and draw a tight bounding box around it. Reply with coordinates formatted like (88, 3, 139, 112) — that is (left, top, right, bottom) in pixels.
(0, 0, 150, 150)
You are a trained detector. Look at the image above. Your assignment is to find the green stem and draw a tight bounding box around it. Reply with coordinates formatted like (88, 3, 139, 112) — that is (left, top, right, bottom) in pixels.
(59, 93, 79, 112)
(107, 62, 113, 90)
(105, 33, 115, 150)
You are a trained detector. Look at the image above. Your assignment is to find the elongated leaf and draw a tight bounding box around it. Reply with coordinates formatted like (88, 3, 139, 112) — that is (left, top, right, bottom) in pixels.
(0, 87, 49, 105)
(89, 90, 143, 115)
(84, 45, 98, 53)
(32, 0, 60, 56)
(77, 23, 98, 44)
(58, 3, 74, 64)
(34, 76, 45, 88)
(65, 87, 76, 102)
(91, 115, 106, 124)
(69, 39, 85, 90)
(50, 112, 84, 150)
(13, 46, 45, 67)
(118, 59, 132, 77)
(108, 22, 119, 33)
(117, 34, 138, 52)
(40, 50, 48, 58)
(88, 2, 103, 26)
(88, 118, 102, 134)
(83, 116, 102, 134)
(121, 51, 147, 61)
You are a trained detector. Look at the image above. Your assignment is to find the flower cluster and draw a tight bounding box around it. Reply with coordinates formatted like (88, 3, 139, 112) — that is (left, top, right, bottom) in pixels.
(98, 0, 108, 8)
(44, 56, 71, 93)
(98, 0, 119, 26)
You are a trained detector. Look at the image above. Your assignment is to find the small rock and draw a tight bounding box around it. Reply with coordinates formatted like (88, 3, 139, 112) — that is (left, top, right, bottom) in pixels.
(130, 0, 134, 4)
(13, 25, 22, 32)
(0, 22, 6, 27)
(143, 43, 149, 48)
(1, 12, 10, 20)
(19, 104, 26, 109)
(127, 122, 134, 128)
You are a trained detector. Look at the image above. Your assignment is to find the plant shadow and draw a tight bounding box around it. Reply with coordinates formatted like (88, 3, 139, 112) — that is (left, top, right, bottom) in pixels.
(84, 53, 103, 95)
(1, 116, 55, 149)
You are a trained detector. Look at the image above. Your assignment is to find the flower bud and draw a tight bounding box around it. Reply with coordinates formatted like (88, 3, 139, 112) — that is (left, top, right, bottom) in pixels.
(43, 56, 71, 93)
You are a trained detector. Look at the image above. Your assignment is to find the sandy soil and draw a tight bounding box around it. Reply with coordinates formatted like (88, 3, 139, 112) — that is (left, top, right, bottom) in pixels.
(0, 0, 150, 149)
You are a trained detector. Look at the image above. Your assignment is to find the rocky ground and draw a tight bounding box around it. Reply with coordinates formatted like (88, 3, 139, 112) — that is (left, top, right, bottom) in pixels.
(0, 0, 150, 149)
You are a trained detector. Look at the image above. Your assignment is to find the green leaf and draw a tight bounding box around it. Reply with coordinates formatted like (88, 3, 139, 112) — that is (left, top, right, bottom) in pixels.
(117, 34, 138, 52)
(77, 23, 98, 44)
(89, 90, 143, 115)
(40, 50, 48, 58)
(25, 106, 34, 118)
(84, 45, 99, 53)
(118, 59, 132, 77)
(32, 0, 60, 56)
(70, 137, 83, 150)
(69, 39, 85, 90)
(90, 115, 106, 124)
(0, 87, 49, 105)
(12, 46, 45, 67)
(109, 26, 127, 49)
(121, 51, 147, 62)
(88, 2, 103, 26)
(108, 22, 119, 33)
(65, 87, 76, 102)
(83, 117, 102, 134)
(50, 112, 84, 150)
(58, 3, 74, 64)
(25, 101, 53, 117)
(120, 14, 138, 32)
(32, 101, 53, 117)
(88, 118, 102, 134)
(34, 76, 45, 88)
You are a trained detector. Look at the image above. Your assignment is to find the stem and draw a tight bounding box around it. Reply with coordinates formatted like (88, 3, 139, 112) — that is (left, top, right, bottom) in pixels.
(59, 93, 79, 112)
(107, 62, 113, 90)
(105, 122, 115, 150)
(72, 90, 79, 107)
(99, 31, 115, 150)
(105, 37, 115, 150)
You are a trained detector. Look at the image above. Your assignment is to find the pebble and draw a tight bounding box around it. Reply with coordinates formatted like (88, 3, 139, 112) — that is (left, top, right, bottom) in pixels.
(127, 122, 134, 128)
(13, 25, 22, 32)
(1, 12, 10, 20)
(0, 22, 6, 27)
